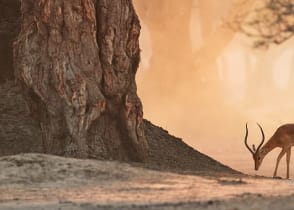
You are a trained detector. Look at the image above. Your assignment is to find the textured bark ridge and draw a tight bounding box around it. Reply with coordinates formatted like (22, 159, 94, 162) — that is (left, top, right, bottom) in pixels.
(13, 0, 148, 161)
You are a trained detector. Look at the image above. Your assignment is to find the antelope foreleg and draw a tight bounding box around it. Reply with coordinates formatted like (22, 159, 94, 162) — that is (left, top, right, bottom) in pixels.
(273, 149, 286, 178)
(286, 148, 291, 179)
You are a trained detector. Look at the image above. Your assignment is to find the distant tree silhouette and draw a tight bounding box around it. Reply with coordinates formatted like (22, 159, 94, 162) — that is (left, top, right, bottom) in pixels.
(231, 0, 294, 48)
(230, 0, 294, 102)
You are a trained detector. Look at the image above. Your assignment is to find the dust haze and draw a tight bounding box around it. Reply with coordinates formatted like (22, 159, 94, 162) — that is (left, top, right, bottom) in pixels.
(133, 0, 294, 177)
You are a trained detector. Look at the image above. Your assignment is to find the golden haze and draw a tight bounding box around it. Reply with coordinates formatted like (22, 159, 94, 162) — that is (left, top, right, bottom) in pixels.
(133, 0, 294, 177)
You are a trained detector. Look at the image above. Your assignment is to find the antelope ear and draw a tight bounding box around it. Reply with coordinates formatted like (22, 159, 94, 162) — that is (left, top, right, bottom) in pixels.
(252, 144, 256, 152)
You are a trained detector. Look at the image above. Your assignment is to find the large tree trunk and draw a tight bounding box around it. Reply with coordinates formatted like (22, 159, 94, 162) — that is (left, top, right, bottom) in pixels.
(13, 0, 148, 161)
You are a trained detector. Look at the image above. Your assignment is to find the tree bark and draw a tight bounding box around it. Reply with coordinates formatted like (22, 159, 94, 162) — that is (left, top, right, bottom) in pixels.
(13, 0, 148, 161)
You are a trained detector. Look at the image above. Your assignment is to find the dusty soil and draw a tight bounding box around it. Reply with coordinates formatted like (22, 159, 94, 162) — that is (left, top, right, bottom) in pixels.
(0, 154, 294, 210)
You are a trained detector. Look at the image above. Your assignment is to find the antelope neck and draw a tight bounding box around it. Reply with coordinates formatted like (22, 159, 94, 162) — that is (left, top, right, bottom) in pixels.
(260, 140, 276, 156)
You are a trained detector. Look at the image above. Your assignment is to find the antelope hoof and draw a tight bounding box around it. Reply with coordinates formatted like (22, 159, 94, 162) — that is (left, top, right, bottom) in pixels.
(273, 176, 282, 179)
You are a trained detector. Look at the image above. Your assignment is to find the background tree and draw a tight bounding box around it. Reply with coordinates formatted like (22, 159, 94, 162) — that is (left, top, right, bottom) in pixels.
(231, 0, 294, 102)
(233, 0, 294, 48)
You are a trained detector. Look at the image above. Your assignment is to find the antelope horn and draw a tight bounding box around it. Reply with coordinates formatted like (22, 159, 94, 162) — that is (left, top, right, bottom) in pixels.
(256, 123, 265, 152)
(244, 123, 254, 155)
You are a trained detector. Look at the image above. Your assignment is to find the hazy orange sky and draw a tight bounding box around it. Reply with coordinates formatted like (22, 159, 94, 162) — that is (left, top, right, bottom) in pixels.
(133, 0, 294, 177)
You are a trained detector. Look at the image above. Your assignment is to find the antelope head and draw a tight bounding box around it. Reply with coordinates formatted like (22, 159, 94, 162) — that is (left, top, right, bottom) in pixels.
(244, 123, 265, 171)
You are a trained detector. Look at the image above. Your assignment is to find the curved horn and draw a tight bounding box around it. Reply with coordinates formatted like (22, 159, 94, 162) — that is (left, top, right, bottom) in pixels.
(244, 123, 254, 155)
(256, 123, 265, 151)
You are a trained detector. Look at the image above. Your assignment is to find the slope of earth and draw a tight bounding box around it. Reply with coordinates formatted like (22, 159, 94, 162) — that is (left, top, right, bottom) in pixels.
(143, 120, 237, 175)
(0, 82, 42, 156)
(0, 81, 236, 175)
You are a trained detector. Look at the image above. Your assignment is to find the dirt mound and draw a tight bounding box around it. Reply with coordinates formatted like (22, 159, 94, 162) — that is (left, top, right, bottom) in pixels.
(0, 153, 140, 185)
(0, 81, 42, 156)
(0, 81, 236, 175)
(0, 0, 20, 81)
(143, 120, 237, 175)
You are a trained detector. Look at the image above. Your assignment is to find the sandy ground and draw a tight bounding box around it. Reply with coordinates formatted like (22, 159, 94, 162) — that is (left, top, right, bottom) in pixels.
(0, 154, 294, 210)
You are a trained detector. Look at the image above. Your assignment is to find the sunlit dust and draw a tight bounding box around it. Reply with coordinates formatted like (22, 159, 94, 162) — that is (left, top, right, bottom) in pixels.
(134, 0, 294, 178)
